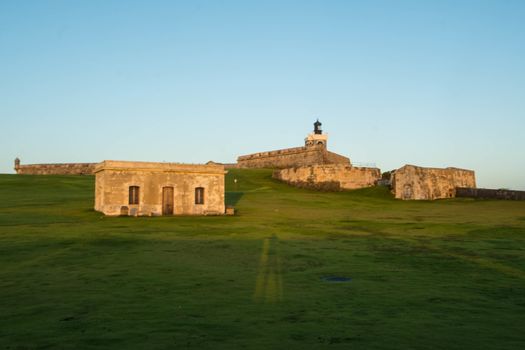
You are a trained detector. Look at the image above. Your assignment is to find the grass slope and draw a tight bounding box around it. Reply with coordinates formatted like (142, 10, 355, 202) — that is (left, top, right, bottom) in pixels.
(0, 170, 524, 349)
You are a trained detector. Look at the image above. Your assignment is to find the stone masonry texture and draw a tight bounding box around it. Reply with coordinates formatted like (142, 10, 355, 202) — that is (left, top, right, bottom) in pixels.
(15, 161, 97, 175)
(273, 164, 381, 191)
(456, 187, 525, 200)
(237, 145, 350, 169)
(94, 160, 226, 216)
(391, 164, 476, 200)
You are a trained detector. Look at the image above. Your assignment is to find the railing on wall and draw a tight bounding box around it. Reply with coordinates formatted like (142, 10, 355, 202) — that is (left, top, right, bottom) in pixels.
(352, 162, 377, 168)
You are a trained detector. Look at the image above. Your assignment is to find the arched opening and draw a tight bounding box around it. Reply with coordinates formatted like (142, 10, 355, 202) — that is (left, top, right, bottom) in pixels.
(403, 184, 413, 200)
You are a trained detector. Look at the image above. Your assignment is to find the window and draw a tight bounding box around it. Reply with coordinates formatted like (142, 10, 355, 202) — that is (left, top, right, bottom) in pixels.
(129, 186, 139, 205)
(195, 187, 204, 205)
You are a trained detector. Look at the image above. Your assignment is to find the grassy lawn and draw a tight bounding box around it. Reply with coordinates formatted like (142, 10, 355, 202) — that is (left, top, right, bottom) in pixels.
(1, 169, 524, 349)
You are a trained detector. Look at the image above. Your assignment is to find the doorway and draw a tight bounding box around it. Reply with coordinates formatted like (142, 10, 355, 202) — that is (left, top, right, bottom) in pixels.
(162, 187, 174, 215)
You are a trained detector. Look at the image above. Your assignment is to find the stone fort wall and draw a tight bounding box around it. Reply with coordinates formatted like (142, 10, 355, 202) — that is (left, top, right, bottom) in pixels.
(391, 165, 476, 200)
(237, 146, 350, 169)
(15, 161, 97, 175)
(273, 164, 381, 191)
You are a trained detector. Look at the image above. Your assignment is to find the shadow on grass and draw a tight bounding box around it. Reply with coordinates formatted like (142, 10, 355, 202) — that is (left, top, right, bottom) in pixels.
(226, 191, 244, 206)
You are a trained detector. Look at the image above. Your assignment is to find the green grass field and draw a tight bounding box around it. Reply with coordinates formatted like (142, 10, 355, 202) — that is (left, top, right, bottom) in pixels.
(1, 170, 524, 349)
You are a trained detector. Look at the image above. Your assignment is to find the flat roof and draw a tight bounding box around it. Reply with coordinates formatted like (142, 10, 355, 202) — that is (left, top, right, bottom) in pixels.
(94, 160, 226, 175)
(398, 164, 474, 172)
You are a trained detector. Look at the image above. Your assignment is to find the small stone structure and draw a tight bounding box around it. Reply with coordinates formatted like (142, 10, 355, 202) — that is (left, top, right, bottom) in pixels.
(94, 160, 226, 216)
(273, 164, 381, 191)
(14, 158, 96, 175)
(391, 164, 476, 200)
(237, 120, 350, 169)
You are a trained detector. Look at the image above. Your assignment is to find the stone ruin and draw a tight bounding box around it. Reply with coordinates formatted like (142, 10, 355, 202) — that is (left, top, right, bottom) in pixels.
(390, 164, 476, 200)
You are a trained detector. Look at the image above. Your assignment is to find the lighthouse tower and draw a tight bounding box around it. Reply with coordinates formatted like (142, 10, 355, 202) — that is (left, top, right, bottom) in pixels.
(305, 119, 328, 149)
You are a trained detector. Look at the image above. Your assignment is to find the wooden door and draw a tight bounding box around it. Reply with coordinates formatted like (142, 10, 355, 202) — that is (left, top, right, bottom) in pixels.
(162, 187, 174, 215)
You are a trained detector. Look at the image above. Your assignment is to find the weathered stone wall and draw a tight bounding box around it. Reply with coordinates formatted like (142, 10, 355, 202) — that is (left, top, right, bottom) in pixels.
(95, 160, 226, 216)
(237, 146, 350, 169)
(15, 162, 97, 175)
(456, 187, 525, 200)
(323, 150, 351, 165)
(273, 164, 381, 191)
(222, 163, 239, 169)
(391, 165, 476, 200)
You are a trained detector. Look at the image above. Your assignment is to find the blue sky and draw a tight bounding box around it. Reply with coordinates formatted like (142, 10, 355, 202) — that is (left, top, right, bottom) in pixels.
(1, 0, 524, 189)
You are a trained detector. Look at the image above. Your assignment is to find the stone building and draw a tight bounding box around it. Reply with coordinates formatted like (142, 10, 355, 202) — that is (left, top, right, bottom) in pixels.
(14, 158, 96, 175)
(94, 160, 226, 216)
(237, 120, 350, 169)
(273, 164, 381, 191)
(391, 164, 476, 200)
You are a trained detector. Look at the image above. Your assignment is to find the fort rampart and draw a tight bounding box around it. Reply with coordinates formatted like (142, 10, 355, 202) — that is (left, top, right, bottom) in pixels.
(237, 146, 350, 169)
(273, 164, 381, 191)
(391, 165, 476, 200)
(15, 160, 97, 175)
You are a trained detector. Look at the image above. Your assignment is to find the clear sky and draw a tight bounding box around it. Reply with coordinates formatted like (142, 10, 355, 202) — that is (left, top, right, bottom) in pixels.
(1, 0, 524, 189)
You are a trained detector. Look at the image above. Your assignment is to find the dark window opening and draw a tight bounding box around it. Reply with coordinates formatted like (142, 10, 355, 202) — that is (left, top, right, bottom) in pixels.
(195, 187, 204, 205)
(129, 186, 140, 205)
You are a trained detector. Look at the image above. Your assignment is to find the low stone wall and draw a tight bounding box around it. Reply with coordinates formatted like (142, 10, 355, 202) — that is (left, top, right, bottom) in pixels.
(15, 163, 97, 175)
(237, 146, 350, 169)
(222, 163, 238, 169)
(391, 164, 476, 200)
(456, 187, 525, 200)
(273, 164, 381, 191)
